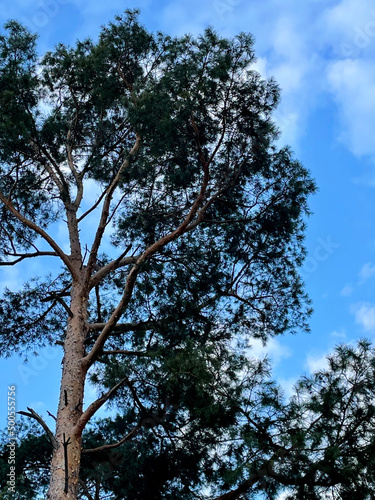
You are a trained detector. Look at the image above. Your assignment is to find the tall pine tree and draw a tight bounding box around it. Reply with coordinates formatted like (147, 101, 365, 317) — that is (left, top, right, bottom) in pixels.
(0, 11, 315, 499)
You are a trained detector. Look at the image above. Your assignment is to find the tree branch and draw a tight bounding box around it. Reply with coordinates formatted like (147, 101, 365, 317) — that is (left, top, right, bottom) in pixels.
(95, 285, 102, 323)
(40, 284, 71, 304)
(78, 479, 95, 500)
(100, 349, 149, 356)
(21, 94, 68, 198)
(0, 251, 57, 266)
(76, 187, 108, 224)
(86, 319, 157, 335)
(66, 86, 84, 209)
(49, 293, 74, 318)
(89, 253, 140, 290)
(29, 138, 69, 199)
(81, 423, 142, 454)
(0, 192, 78, 280)
(17, 407, 58, 450)
(212, 477, 259, 500)
(82, 141, 211, 369)
(73, 377, 128, 436)
(84, 134, 142, 286)
(212, 452, 287, 500)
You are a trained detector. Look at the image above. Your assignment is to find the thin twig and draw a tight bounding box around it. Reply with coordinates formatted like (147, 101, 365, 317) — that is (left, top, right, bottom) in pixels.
(17, 407, 58, 450)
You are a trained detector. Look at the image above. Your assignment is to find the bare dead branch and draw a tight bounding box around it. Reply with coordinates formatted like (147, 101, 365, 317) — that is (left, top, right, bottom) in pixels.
(29, 139, 68, 198)
(40, 286, 71, 303)
(47, 410, 57, 421)
(76, 187, 108, 224)
(78, 479, 95, 500)
(81, 423, 142, 454)
(17, 407, 58, 450)
(95, 285, 102, 323)
(49, 293, 74, 318)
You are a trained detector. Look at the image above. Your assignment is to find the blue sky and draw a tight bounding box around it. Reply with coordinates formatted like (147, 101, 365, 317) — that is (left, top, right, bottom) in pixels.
(1, 0, 375, 466)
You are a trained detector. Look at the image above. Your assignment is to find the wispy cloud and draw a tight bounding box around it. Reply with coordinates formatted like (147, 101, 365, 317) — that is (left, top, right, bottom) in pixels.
(323, 0, 375, 58)
(277, 376, 298, 399)
(351, 301, 375, 331)
(331, 329, 346, 339)
(341, 284, 354, 296)
(306, 352, 329, 374)
(358, 262, 375, 283)
(248, 337, 291, 367)
(327, 59, 375, 158)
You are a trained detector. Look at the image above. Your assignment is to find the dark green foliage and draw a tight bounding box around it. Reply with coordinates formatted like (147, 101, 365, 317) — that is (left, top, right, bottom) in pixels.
(2, 341, 375, 498)
(0, 422, 51, 499)
(0, 10, 349, 500)
(0, 21, 39, 159)
(0, 11, 314, 354)
(281, 339, 375, 499)
(0, 275, 68, 355)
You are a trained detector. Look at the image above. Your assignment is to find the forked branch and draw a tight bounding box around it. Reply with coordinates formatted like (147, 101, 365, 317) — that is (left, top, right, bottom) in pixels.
(74, 377, 128, 435)
(89, 253, 140, 290)
(82, 141, 211, 368)
(84, 134, 142, 285)
(17, 407, 58, 450)
(0, 192, 78, 280)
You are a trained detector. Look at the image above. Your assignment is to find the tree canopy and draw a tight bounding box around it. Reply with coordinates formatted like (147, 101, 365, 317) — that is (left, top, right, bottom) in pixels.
(3, 9, 370, 500)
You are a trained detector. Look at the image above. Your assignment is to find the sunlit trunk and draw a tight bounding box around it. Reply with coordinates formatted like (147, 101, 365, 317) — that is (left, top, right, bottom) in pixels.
(47, 280, 88, 499)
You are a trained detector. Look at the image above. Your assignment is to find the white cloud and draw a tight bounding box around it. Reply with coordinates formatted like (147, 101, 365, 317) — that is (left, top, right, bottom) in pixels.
(278, 376, 298, 399)
(251, 56, 268, 78)
(327, 59, 375, 158)
(28, 400, 47, 412)
(340, 284, 354, 296)
(306, 352, 329, 374)
(359, 262, 375, 283)
(11, 0, 375, 162)
(323, 0, 375, 53)
(331, 329, 346, 339)
(276, 491, 292, 500)
(230, 0, 375, 160)
(248, 337, 291, 367)
(351, 301, 375, 331)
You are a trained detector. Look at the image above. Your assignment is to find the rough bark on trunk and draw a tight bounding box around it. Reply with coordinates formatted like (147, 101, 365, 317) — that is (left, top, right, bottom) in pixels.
(47, 279, 88, 500)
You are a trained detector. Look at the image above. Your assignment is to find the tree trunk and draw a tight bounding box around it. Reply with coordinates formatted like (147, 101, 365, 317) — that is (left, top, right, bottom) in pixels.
(47, 280, 88, 499)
